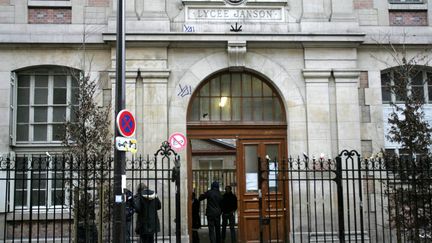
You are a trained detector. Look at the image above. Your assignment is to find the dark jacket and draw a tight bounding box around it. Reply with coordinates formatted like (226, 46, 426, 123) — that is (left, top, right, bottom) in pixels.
(221, 192, 237, 214)
(125, 190, 135, 222)
(192, 197, 201, 229)
(133, 189, 161, 235)
(199, 183, 222, 217)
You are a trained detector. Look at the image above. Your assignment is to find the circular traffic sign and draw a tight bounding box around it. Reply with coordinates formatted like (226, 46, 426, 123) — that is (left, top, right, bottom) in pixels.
(169, 132, 187, 152)
(116, 109, 136, 137)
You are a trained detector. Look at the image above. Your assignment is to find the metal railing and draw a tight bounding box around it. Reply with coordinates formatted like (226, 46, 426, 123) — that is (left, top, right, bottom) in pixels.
(0, 142, 180, 243)
(259, 150, 432, 243)
(1, 149, 431, 242)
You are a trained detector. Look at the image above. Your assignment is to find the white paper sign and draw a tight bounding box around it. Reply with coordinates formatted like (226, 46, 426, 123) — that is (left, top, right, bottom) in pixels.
(269, 162, 278, 189)
(246, 173, 258, 191)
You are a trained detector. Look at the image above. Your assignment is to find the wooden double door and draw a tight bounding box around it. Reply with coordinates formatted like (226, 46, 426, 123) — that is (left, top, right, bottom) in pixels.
(237, 138, 288, 242)
(188, 126, 288, 242)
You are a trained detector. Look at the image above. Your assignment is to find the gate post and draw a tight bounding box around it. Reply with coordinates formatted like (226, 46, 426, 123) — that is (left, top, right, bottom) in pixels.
(355, 151, 365, 243)
(156, 141, 181, 242)
(173, 155, 181, 243)
(258, 157, 264, 243)
(335, 155, 345, 243)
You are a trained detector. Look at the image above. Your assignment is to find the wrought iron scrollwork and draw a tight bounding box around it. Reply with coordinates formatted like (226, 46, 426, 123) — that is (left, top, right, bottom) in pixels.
(338, 149, 361, 158)
(0, 155, 13, 170)
(154, 141, 181, 183)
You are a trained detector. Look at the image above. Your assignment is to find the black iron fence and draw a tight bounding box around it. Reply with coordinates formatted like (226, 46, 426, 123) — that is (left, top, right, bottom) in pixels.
(257, 150, 432, 243)
(0, 147, 431, 242)
(0, 142, 180, 242)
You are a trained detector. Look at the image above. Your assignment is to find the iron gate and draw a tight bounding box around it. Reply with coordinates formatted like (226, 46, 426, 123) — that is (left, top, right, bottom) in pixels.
(258, 150, 432, 243)
(0, 141, 180, 242)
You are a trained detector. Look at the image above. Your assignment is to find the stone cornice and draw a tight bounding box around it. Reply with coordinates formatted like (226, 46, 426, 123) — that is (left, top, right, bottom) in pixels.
(102, 32, 365, 46)
(303, 69, 332, 82)
(182, 0, 288, 6)
(333, 69, 361, 80)
(109, 69, 170, 83)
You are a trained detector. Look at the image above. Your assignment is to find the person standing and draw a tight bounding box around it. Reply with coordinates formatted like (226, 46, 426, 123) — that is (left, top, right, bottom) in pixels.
(199, 181, 222, 243)
(191, 192, 201, 243)
(133, 183, 161, 243)
(221, 186, 237, 243)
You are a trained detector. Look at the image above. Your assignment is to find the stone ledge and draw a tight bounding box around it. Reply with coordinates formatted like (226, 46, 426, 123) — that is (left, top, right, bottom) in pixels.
(333, 70, 361, 79)
(28, 0, 71, 7)
(388, 3, 428, 10)
(303, 69, 331, 80)
(182, 0, 288, 6)
(108, 69, 170, 82)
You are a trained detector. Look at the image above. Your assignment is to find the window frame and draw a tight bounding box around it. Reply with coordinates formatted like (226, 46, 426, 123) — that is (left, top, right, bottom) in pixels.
(14, 67, 77, 145)
(381, 67, 432, 104)
(188, 71, 286, 125)
(13, 156, 69, 210)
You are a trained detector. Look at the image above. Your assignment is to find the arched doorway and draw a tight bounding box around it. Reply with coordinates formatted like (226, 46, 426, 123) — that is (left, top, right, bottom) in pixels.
(187, 70, 288, 242)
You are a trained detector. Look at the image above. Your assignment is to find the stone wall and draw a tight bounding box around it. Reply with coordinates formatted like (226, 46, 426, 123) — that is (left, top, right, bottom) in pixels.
(88, 0, 109, 7)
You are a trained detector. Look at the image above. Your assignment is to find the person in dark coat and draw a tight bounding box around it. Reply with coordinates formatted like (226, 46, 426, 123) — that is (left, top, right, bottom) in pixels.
(221, 186, 237, 243)
(133, 183, 161, 243)
(192, 192, 201, 243)
(199, 181, 222, 243)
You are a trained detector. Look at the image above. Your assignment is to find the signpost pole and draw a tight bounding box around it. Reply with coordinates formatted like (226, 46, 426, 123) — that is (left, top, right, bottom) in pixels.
(113, 0, 126, 242)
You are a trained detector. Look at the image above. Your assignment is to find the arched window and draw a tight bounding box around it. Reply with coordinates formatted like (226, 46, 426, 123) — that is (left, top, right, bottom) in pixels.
(188, 72, 285, 124)
(381, 66, 432, 103)
(14, 66, 79, 143)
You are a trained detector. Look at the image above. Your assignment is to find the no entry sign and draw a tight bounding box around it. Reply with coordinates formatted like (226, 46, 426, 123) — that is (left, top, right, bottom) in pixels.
(116, 109, 136, 137)
(169, 132, 187, 152)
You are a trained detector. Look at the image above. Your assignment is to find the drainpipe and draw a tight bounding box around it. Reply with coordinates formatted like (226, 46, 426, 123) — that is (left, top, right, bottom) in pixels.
(328, 0, 333, 21)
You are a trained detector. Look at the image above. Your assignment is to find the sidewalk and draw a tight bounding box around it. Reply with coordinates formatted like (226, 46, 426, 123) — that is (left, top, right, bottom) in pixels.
(196, 227, 238, 243)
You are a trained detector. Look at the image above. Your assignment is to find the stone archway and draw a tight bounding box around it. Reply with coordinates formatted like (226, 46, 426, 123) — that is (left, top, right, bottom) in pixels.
(169, 51, 307, 240)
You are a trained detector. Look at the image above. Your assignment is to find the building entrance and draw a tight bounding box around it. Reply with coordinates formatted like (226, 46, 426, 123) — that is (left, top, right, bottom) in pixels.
(237, 138, 287, 242)
(187, 70, 287, 242)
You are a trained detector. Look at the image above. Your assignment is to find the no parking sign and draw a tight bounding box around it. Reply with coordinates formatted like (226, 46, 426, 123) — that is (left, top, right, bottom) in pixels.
(169, 132, 187, 152)
(116, 109, 136, 137)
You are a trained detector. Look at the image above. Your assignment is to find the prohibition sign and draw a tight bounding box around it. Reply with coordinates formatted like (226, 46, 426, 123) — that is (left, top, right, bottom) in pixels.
(116, 109, 136, 137)
(169, 132, 187, 152)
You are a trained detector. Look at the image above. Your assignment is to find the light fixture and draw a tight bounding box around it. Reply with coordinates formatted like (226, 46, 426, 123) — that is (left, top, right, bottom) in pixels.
(219, 97, 228, 107)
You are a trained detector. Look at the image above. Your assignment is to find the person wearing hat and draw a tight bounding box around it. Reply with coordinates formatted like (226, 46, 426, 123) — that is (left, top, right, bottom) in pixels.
(133, 183, 161, 243)
(199, 181, 222, 243)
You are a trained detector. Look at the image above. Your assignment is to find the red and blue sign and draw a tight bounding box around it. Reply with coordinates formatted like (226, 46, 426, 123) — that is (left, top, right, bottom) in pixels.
(116, 109, 136, 137)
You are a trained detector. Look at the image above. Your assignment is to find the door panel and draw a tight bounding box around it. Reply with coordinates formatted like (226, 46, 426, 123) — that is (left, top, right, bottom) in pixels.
(238, 139, 288, 242)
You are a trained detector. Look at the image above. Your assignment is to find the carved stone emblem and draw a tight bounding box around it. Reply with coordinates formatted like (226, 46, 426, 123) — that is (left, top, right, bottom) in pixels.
(226, 0, 246, 5)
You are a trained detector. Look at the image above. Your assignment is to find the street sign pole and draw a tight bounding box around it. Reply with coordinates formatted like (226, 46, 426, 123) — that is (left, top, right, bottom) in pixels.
(113, 0, 126, 242)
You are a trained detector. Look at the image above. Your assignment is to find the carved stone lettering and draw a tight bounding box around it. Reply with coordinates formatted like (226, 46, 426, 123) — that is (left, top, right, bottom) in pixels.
(188, 7, 283, 21)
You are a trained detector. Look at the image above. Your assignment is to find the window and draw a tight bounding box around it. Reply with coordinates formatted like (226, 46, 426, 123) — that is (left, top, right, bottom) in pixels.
(15, 66, 78, 144)
(189, 72, 284, 123)
(381, 66, 432, 103)
(14, 156, 67, 209)
(389, 0, 423, 3)
(199, 160, 223, 170)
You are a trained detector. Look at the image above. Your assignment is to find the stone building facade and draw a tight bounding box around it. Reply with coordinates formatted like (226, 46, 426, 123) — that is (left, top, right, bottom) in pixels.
(0, 0, 432, 241)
